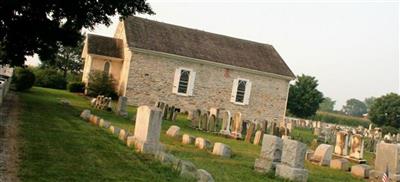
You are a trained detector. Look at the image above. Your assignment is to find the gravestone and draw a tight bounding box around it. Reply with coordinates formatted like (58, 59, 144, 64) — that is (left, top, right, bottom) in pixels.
(330, 159, 349, 171)
(275, 139, 308, 182)
(166, 125, 180, 138)
(119, 129, 128, 141)
(168, 106, 175, 121)
(254, 134, 283, 173)
(212, 143, 232, 158)
(99, 118, 110, 128)
(187, 110, 194, 121)
(270, 122, 280, 136)
(171, 110, 178, 122)
(369, 142, 400, 181)
(310, 144, 333, 166)
(241, 121, 248, 137)
(182, 134, 196, 145)
(200, 113, 208, 131)
(162, 104, 169, 120)
(196, 169, 215, 182)
(80, 109, 91, 120)
(157, 101, 165, 113)
(334, 131, 348, 156)
(208, 107, 219, 130)
(176, 160, 198, 179)
(191, 109, 201, 128)
(116, 96, 128, 117)
(349, 134, 364, 159)
(219, 110, 231, 135)
(314, 128, 321, 136)
(231, 112, 242, 139)
(208, 115, 217, 132)
(195, 137, 212, 150)
(261, 120, 268, 134)
(253, 130, 263, 145)
(245, 122, 256, 143)
(209, 107, 219, 117)
(351, 164, 371, 178)
(126, 106, 164, 154)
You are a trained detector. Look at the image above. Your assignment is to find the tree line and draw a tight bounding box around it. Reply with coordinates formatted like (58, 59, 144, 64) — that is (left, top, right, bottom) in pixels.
(287, 74, 400, 130)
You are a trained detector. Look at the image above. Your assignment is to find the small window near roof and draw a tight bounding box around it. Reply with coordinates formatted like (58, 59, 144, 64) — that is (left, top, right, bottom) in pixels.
(231, 78, 252, 105)
(103, 61, 111, 74)
(172, 68, 196, 96)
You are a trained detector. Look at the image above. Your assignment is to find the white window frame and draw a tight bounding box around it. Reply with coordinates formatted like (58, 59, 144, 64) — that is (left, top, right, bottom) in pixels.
(230, 78, 252, 105)
(172, 67, 196, 96)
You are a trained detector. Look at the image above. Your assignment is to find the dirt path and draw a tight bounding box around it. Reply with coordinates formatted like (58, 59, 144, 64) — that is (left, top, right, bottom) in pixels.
(0, 91, 20, 182)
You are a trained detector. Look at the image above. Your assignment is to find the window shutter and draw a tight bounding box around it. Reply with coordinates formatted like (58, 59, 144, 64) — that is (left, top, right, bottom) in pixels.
(244, 80, 252, 105)
(230, 79, 238, 102)
(187, 71, 196, 96)
(172, 68, 180, 93)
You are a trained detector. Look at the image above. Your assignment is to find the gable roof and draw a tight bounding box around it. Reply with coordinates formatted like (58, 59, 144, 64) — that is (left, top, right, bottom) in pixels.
(123, 16, 295, 78)
(86, 34, 124, 59)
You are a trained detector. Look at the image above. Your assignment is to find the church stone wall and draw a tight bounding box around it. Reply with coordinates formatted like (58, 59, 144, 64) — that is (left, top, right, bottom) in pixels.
(124, 51, 290, 122)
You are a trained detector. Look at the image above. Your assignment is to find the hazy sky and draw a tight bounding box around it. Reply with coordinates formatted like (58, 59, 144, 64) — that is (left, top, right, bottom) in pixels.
(27, 0, 400, 109)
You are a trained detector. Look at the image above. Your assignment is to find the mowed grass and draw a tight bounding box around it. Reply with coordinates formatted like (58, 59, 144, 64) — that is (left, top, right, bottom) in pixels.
(17, 87, 187, 181)
(18, 87, 366, 182)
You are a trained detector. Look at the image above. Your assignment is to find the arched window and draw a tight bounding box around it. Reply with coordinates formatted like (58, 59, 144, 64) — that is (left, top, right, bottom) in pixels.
(103, 61, 111, 74)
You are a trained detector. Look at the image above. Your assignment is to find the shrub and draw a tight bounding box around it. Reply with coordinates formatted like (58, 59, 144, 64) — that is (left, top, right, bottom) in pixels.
(13, 67, 35, 91)
(290, 128, 317, 148)
(68, 82, 85, 93)
(312, 111, 370, 128)
(34, 68, 67, 89)
(369, 93, 400, 128)
(87, 70, 117, 99)
(381, 126, 398, 135)
(67, 72, 83, 83)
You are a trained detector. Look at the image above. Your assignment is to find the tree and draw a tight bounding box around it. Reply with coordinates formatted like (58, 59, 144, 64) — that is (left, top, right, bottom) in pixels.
(342, 98, 367, 116)
(369, 93, 400, 128)
(287, 74, 324, 118)
(319, 97, 336, 112)
(0, 0, 153, 66)
(364, 97, 376, 110)
(40, 41, 83, 79)
(87, 70, 117, 99)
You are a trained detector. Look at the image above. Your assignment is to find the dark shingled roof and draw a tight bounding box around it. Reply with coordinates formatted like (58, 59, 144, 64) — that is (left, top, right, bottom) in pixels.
(124, 16, 295, 78)
(87, 34, 123, 59)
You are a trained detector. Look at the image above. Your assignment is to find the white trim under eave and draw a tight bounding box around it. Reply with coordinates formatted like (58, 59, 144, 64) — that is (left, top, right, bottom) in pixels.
(130, 47, 295, 81)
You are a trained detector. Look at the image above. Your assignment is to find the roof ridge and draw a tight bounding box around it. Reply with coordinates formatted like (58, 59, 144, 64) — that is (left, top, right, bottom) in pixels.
(122, 16, 295, 78)
(126, 16, 273, 48)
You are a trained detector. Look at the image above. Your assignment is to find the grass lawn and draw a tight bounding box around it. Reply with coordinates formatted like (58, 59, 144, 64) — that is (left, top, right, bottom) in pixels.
(17, 87, 366, 182)
(17, 87, 187, 181)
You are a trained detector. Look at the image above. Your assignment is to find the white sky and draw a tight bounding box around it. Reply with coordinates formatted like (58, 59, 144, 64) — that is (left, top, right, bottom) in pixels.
(26, 0, 400, 109)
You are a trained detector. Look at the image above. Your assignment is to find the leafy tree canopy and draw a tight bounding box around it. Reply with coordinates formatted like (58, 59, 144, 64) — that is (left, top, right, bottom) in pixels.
(40, 40, 84, 78)
(0, 0, 153, 66)
(319, 97, 336, 112)
(364, 97, 376, 110)
(369, 93, 400, 128)
(342, 98, 367, 117)
(287, 74, 324, 118)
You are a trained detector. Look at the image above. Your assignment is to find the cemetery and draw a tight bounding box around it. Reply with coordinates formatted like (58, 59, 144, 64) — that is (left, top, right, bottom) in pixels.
(0, 59, 396, 182)
(0, 2, 396, 182)
(9, 86, 398, 181)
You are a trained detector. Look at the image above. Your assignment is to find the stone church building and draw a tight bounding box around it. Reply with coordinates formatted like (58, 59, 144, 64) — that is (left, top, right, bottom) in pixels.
(81, 16, 295, 122)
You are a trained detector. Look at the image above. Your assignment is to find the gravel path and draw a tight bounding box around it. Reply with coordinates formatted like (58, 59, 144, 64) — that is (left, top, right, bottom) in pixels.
(0, 92, 20, 182)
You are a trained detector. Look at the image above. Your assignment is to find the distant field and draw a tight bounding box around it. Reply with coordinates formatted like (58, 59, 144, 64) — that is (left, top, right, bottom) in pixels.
(313, 111, 371, 128)
(17, 87, 365, 182)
